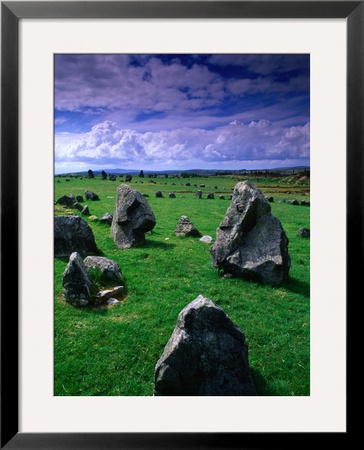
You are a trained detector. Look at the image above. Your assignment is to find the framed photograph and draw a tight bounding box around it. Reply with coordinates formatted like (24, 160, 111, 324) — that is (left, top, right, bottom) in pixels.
(2, 1, 357, 448)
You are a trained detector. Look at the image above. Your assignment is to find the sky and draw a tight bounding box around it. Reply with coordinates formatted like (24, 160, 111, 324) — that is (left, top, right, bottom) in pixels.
(54, 53, 310, 174)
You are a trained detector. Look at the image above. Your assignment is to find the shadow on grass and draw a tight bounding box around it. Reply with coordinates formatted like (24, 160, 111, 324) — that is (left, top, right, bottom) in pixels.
(215, 272, 309, 299)
(54, 248, 107, 259)
(283, 276, 310, 298)
(143, 239, 177, 250)
(250, 368, 280, 396)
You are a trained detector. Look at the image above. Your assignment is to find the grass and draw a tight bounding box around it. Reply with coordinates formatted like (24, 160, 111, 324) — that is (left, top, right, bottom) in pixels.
(54, 173, 310, 396)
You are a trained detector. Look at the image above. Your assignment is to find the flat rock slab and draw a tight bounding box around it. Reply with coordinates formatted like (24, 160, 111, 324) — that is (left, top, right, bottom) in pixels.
(95, 286, 124, 304)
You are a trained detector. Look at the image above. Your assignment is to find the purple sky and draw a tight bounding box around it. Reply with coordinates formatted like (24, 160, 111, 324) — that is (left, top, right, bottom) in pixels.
(54, 54, 310, 174)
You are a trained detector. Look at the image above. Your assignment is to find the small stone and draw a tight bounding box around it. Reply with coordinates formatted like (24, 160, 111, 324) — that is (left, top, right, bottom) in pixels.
(200, 235, 213, 244)
(107, 298, 119, 305)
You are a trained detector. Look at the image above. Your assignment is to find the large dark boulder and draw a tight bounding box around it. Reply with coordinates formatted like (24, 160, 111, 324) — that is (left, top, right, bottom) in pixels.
(210, 181, 290, 285)
(110, 184, 156, 249)
(154, 295, 257, 396)
(54, 215, 97, 257)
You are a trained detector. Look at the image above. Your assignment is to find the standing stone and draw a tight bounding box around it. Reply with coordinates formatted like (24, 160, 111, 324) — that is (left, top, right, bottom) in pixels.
(174, 215, 202, 237)
(154, 295, 257, 396)
(210, 181, 290, 285)
(196, 190, 202, 199)
(81, 205, 90, 216)
(110, 184, 156, 249)
(54, 215, 97, 257)
(62, 252, 93, 306)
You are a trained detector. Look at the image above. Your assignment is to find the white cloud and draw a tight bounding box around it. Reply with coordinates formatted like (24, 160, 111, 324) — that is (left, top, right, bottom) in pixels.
(55, 120, 310, 170)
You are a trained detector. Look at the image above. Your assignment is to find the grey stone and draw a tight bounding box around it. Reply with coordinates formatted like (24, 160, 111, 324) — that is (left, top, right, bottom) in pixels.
(107, 298, 119, 305)
(196, 190, 202, 199)
(210, 181, 290, 285)
(298, 227, 310, 238)
(62, 252, 93, 306)
(56, 194, 76, 206)
(84, 256, 124, 282)
(54, 215, 97, 257)
(73, 202, 83, 212)
(174, 215, 202, 237)
(200, 235, 213, 244)
(154, 295, 257, 396)
(110, 184, 156, 249)
(85, 189, 99, 201)
(100, 212, 113, 225)
(81, 205, 90, 216)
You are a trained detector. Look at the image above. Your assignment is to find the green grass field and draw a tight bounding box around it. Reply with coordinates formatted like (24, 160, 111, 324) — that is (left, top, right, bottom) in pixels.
(54, 172, 310, 396)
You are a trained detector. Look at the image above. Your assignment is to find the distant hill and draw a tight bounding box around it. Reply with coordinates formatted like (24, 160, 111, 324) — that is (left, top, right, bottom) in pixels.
(55, 166, 310, 177)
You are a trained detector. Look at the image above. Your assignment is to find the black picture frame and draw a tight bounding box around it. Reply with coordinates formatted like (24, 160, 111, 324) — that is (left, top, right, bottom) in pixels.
(1, 1, 356, 448)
